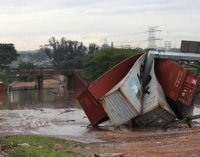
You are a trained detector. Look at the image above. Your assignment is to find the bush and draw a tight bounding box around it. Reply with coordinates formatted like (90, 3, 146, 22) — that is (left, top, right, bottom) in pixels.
(0, 70, 8, 84)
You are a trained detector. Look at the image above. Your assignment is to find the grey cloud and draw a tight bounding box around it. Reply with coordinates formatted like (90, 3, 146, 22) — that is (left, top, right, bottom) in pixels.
(1, 0, 200, 15)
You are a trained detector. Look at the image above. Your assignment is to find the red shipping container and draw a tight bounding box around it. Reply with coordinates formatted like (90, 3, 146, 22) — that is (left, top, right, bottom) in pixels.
(155, 59, 199, 106)
(77, 89, 108, 126)
(73, 71, 87, 89)
(88, 53, 144, 100)
(0, 82, 3, 93)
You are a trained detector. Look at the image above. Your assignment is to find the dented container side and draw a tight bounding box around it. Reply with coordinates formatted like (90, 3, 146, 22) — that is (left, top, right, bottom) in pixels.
(142, 60, 174, 115)
(155, 59, 188, 101)
(120, 53, 146, 113)
(77, 89, 108, 126)
(88, 53, 144, 100)
(101, 90, 139, 127)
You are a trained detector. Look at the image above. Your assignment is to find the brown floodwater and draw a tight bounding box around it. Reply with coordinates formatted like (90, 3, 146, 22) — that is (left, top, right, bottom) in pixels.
(0, 85, 83, 110)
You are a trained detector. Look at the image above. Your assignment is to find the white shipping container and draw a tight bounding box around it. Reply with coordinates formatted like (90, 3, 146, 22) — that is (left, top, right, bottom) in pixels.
(134, 60, 175, 127)
(100, 53, 146, 126)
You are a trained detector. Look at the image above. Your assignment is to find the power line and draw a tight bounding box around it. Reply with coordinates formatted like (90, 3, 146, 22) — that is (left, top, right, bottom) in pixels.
(79, 31, 146, 40)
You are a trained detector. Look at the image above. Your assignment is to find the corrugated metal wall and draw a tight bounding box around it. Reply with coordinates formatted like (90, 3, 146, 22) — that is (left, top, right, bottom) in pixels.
(101, 90, 138, 126)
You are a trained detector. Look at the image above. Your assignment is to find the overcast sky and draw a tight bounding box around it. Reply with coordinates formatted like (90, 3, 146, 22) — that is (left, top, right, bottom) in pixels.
(0, 0, 200, 51)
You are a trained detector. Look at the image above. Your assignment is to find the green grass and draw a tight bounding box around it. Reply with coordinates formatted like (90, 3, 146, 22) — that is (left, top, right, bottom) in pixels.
(0, 135, 88, 157)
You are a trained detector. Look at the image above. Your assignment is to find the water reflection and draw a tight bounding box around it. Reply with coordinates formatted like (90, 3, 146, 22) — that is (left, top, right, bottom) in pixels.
(0, 85, 84, 110)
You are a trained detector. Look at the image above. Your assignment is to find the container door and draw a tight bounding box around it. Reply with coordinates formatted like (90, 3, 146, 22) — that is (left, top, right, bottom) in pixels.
(177, 72, 199, 105)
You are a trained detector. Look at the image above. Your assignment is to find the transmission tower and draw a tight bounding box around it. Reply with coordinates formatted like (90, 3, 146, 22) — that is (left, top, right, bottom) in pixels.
(102, 38, 108, 44)
(164, 41, 171, 52)
(147, 26, 162, 50)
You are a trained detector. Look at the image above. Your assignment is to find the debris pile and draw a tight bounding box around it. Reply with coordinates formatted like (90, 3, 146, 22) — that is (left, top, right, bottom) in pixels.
(77, 52, 200, 128)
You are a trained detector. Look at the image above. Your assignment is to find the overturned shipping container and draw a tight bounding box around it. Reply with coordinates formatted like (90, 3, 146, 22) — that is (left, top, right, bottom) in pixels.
(78, 53, 144, 126)
(100, 54, 146, 127)
(134, 60, 175, 127)
(77, 89, 109, 125)
(155, 59, 200, 106)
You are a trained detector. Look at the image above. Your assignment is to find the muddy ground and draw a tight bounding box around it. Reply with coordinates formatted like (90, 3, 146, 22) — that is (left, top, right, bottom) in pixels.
(3, 81, 200, 157)
(0, 108, 200, 157)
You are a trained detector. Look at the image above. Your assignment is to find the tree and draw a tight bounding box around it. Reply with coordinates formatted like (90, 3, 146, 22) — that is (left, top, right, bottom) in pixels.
(45, 37, 87, 67)
(83, 48, 140, 80)
(18, 62, 35, 69)
(0, 44, 19, 66)
(58, 60, 74, 69)
(88, 43, 99, 55)
(73, 56, 85, 69)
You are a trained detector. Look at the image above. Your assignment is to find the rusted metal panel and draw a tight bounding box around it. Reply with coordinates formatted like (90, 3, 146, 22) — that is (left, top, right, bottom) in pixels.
(100, 54, 146, 126)
(180, 40, 200, 53)
(73, 71, 87, 89)
(0, 82, 3, 93)
(88, 53, 144, 100)
(155, 59, 199, 106)
(77, 89, 108, 126)
(134, 60, 175, 127)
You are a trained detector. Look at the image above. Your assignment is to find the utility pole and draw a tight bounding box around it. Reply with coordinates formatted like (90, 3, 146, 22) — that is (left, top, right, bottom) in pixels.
(147, 26, 162, 50)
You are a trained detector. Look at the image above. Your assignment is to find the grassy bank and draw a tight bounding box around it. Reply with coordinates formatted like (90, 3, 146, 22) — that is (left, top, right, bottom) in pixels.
(0, 135, 88, 157)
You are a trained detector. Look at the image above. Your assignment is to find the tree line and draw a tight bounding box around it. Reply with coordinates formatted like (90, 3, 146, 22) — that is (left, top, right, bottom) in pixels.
(0, 37, 143, 82)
